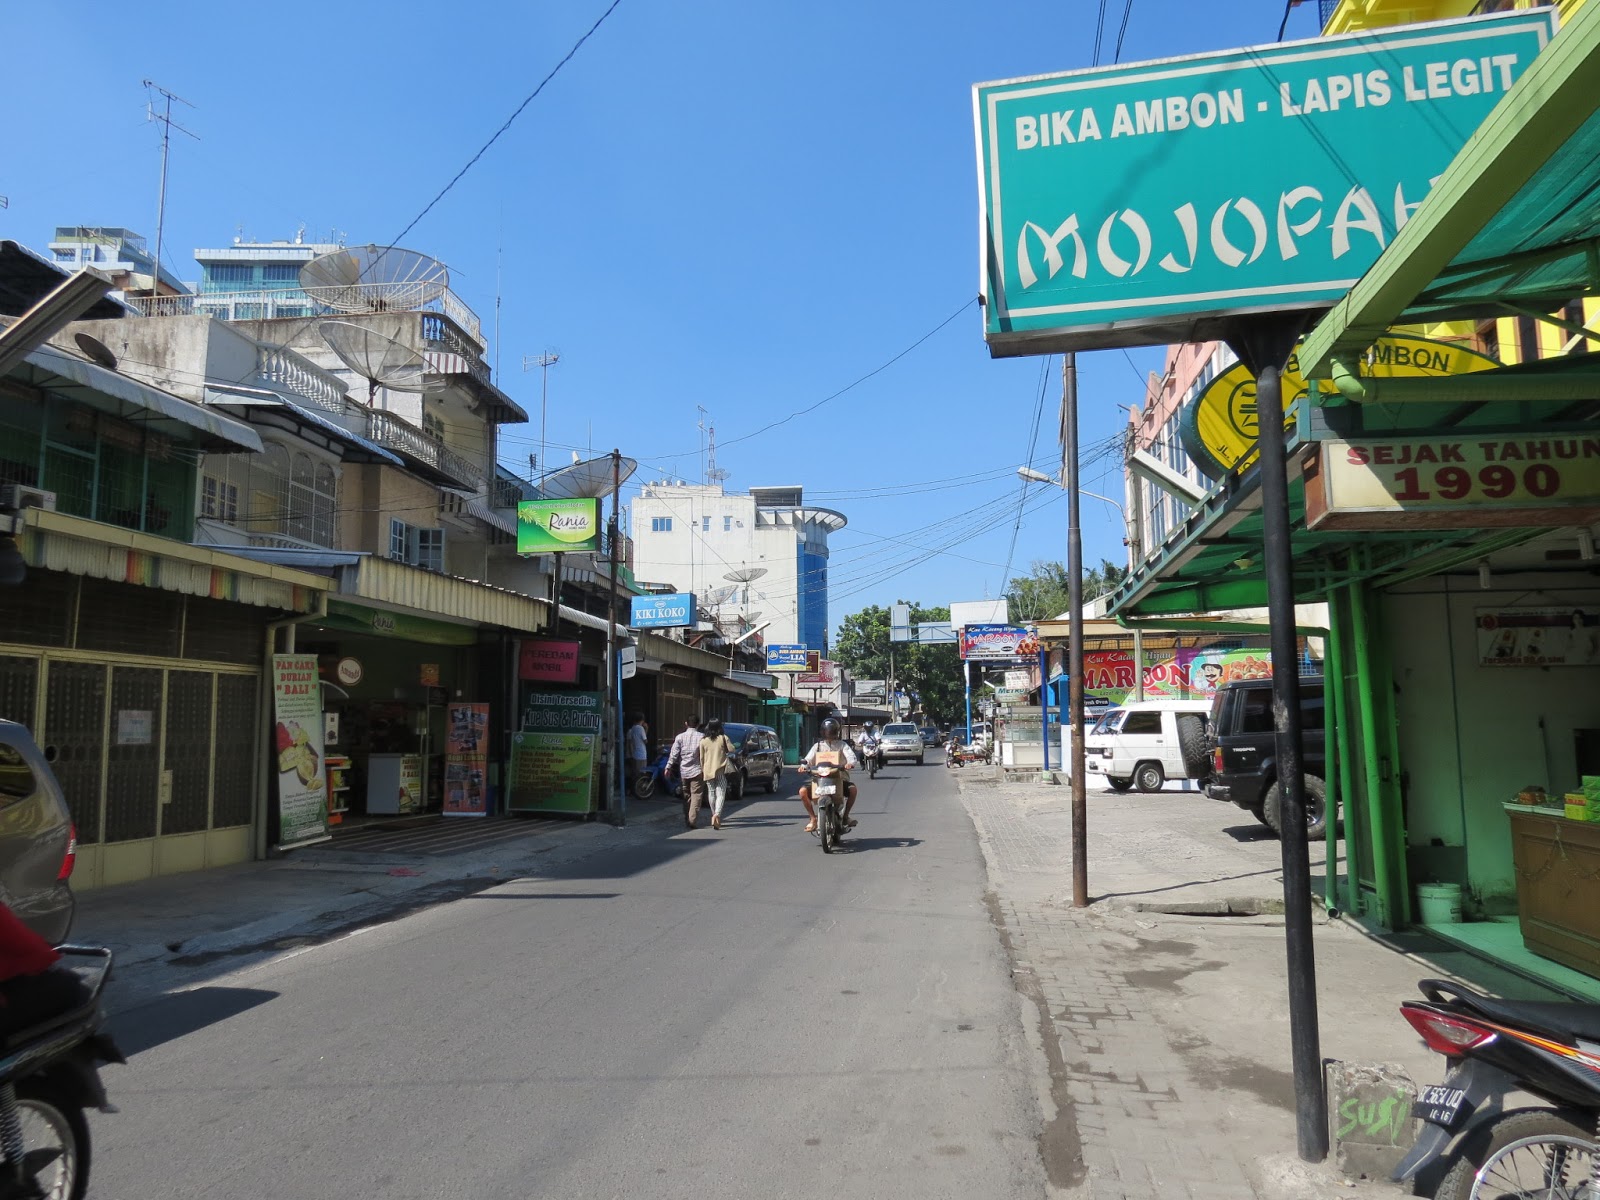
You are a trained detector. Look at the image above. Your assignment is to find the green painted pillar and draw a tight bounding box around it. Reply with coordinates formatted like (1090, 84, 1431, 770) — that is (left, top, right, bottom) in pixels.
(1349, 583, 1409, 929)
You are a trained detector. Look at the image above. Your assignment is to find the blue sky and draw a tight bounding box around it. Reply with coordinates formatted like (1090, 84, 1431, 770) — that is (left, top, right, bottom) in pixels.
(2, 0, 1320, 629)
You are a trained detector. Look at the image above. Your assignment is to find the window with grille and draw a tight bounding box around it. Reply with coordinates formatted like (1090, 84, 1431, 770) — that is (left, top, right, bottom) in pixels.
(201, 476, 239, 522)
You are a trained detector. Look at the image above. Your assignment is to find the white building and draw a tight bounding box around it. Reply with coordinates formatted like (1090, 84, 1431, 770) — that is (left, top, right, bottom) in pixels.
(629, 483, 845, 651)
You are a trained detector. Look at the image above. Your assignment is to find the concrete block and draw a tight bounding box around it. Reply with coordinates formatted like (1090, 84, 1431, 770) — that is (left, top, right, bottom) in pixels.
(1325, 1058, 1420, 1180)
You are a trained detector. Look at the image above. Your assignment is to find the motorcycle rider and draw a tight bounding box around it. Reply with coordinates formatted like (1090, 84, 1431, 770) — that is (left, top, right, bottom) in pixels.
(857, 721, 882, 772)
(799, 717, 860, 833)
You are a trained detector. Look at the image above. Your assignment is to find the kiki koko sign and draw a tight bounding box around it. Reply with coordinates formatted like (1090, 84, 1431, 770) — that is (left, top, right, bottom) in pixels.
(1304, 434, 1600, 531)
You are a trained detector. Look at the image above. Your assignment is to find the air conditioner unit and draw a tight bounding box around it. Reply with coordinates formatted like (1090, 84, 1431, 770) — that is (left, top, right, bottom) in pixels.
(0, 485, 56, 513)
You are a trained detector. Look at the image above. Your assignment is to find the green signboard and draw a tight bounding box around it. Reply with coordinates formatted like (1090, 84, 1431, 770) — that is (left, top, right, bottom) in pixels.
(516, 498, 602, 555)
(508, 732, 596, 814)
(321, 600, 479, 646)
(974, 11, 1554, 355)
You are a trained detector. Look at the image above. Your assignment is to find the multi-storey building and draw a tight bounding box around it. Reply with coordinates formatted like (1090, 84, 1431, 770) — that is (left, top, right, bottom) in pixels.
(629, 482, 845, 652)
(46, 226, 188, 297)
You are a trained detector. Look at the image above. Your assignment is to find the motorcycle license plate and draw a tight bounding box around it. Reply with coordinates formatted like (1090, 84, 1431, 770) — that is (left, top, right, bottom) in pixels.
(1416, 1083, 1470, 1128)
(816, 781, 837, 796)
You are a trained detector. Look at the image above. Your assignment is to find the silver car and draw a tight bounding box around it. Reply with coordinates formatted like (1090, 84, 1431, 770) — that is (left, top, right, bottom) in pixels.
(0, 720, 77, 943)
(879, 722, 925, 765)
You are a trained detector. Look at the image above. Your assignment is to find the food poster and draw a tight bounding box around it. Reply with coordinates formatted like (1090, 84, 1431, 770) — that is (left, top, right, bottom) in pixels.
(443, 704, 490, 817)
(272, 654, 331, 848)
(1079, 648, 1280, 705)
(1478, 607, 1600, 667)
(508, 732, 596, 814)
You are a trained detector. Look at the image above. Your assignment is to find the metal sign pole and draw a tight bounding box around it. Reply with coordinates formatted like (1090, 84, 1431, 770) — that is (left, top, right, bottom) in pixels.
(1228, 316, 1326, 1163)
(1065, 353, 1089, 908)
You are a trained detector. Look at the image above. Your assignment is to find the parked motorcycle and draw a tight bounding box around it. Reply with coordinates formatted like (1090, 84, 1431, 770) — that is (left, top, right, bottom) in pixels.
(803, 760, 848, 854)
(0, 946, 122, 1200)
(631, 746, 679, 801)
(1394, 976, 1600, 1199)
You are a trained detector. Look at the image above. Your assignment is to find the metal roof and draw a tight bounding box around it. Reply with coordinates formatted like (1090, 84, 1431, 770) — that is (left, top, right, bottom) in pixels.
(12, 343, 262, 453)
(1301, 1, 1600, 376)
(203, 386, 403, 465)
(0, 241, 132, 320)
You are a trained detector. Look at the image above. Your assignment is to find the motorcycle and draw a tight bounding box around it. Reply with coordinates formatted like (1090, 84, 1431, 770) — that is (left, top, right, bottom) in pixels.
(803, 760, 849, 854)
(631, 745, 679, 801)
(0, 946, 122, 1200)
(1393, 976, 1600, 1200)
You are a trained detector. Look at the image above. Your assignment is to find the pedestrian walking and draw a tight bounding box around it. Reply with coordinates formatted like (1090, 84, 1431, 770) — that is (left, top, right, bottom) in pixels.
(626, 713, 649, 792)
(699, 717, 736, 830)
(666, 716, 706, 828)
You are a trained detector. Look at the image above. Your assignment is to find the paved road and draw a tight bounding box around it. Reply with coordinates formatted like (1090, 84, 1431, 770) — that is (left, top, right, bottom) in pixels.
(95, 756, 1046, 1200)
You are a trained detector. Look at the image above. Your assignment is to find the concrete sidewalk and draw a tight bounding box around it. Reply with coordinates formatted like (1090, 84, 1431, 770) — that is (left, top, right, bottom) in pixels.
(953, 766, 1561, 1200)
(75, 799, 687, 1014)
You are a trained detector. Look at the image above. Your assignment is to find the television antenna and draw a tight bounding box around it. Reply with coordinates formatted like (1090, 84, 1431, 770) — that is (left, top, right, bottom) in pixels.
(142, 80, 199, 298)
(319, 319, 443, 404)
(521, 352, 560, 487)
(299, 245, 449, 313)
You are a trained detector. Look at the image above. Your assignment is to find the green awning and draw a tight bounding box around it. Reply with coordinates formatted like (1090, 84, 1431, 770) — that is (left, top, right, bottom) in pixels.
(1301, 1, 1600, 377)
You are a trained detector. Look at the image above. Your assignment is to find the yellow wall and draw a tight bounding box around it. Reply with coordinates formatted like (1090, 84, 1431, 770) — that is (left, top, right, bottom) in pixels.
(1324, 0, 1585, 33)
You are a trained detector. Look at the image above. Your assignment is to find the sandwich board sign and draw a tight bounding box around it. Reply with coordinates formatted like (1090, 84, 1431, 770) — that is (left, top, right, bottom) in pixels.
(974, 11, 1553, 355)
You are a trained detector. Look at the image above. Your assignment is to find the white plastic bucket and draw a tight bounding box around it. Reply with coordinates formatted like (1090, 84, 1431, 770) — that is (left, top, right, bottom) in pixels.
(1417, 882, 1463, 925)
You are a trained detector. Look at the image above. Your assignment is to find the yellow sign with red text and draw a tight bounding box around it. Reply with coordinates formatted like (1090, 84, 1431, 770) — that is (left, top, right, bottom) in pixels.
(1305, 434, 1600, 530)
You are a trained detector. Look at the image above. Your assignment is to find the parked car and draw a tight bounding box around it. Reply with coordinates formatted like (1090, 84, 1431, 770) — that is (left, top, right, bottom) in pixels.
(972, 722, 993, 749)
(0, 720, 77, 943)
(880, 722, 925, 765)
(1085, 699, 1211, 793)
(918, 726, 941, 747)
(1205, 676, 1329, 840)
(725, 723, 784, 800)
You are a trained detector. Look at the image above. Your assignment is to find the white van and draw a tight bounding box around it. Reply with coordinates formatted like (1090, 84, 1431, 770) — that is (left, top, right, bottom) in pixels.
(1084, 699, 1211, 793)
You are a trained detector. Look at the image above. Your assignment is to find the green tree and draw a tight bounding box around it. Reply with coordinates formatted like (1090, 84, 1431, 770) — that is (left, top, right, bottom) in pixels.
(1003, 558, 1129, 621)
(833, 602, 962, 724)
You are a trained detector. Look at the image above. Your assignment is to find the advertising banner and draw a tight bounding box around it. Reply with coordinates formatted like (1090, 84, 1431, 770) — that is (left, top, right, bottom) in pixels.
(951, 600, 1009, 630)
(766, 644, 809, 672)
(516, 497, 602, 555)
(1079, 647, 1276, 705)
(853, 680, 886, 705)
(1004, 669, 1031, 689)
(630, 592, 697, 628)
(508, 732, 596, 814)
(443, 703, 489, 817)
(519, 639, 582, 684)
(1478, 608, 1600, 668)
(1181, 337, 1500, 480)
(797, 658, 837, 686)
(1305, 435, 1600, 530)
(974, 11, 1552, 354)
(996, 687, 1028, 704)
(509, 689, 603, 813)
(271, 654, 330, 849)
(960, 624, 1040, 660)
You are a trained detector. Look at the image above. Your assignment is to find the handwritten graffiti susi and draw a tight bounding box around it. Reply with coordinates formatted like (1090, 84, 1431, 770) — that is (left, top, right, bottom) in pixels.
(1335, 1088, 1412, 1145)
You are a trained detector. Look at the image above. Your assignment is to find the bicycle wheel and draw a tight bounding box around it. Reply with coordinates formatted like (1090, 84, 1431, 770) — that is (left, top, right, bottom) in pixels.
(1469, 1132, 1594, 1200)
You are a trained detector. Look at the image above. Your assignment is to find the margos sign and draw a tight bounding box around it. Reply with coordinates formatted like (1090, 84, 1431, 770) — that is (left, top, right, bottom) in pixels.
(974, 11, 1554, 355)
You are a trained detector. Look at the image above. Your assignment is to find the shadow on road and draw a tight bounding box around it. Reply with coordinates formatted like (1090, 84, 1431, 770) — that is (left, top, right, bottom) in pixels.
(464, 891, 621, 901)
(111, 986, 278, 1057)
(839, 837, 924, 853)
(1221, 824, 1274, 842)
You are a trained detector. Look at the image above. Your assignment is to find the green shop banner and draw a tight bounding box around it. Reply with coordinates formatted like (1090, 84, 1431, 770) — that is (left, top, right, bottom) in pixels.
(517, 498, 602, 555)
(508, 732, 596, 814)
(320, 600, 479, 646)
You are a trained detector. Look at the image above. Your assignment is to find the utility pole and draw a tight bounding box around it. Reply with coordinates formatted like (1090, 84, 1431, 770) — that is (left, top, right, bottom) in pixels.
(141, 80, 198, 299)
(608, 448, 625, 826)
(1064, 352, 1088, 908)
(522, 353, 560, 488)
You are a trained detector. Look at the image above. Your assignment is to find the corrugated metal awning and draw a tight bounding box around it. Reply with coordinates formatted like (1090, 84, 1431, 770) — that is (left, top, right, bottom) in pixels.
(18, 508, 327, 611)
(340, 556, 548, 633)
(14, 344, 262, 452)
(466, 498, 515, 536)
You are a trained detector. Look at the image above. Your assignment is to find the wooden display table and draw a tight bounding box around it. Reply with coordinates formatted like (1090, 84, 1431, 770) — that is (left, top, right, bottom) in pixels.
(1509, 805, 1600, 979)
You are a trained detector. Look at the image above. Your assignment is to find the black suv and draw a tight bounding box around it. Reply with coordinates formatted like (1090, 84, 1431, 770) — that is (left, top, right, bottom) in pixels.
(1205, 676, 1330, 841)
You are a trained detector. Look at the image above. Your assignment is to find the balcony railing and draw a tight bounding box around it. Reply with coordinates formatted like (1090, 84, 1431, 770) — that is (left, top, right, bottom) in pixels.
(363, 410, 484, 490)
(255, 346, 349, 416)
(126, 285, 487, 346)
(490, 475, 525, 509)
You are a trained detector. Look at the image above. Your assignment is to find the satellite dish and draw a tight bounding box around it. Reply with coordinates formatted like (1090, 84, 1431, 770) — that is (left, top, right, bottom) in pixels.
(299, 245, 449, 313)
(536, 453, 638, 499)
(723, 567, 768, 585)
(741, 611, 763, 624)
(700, 585, 739, 607)
(73, 333, 118, 370)
(319, 320, 443, 402)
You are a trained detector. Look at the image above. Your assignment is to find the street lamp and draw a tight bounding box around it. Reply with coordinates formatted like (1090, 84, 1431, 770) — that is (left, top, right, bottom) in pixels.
(1017, 467, 1125, 522)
